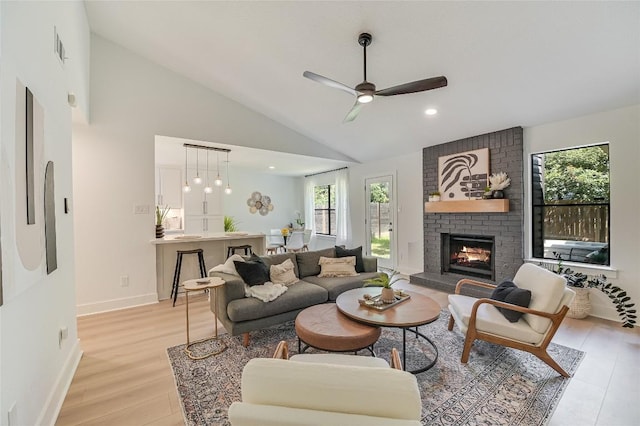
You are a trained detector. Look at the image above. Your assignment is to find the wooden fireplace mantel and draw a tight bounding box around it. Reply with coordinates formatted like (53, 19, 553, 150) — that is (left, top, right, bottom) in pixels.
(425, 199, 509, 213)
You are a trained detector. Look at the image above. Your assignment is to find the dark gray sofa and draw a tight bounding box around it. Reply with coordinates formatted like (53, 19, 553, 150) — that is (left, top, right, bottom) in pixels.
(209, 247, 379, 346)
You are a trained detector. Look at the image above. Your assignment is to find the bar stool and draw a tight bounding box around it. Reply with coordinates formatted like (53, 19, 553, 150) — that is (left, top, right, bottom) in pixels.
(171, 249, 206, 307)
(226, 244, 253, 259)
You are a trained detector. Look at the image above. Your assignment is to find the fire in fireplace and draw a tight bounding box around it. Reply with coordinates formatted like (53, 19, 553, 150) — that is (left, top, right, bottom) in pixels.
(441, 234, 495, 280)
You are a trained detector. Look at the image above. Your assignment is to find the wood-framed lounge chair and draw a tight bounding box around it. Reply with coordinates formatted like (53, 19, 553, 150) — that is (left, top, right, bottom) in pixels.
(447, 263, 576, 377)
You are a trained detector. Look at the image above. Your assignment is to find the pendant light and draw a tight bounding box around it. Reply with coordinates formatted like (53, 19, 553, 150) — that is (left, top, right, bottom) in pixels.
(182, 147, 191, 193)
(192, 148, 202, 185)
(214, 151, 223, 186)
(203, 149, 213, 194)
(224, 151, 232, 195)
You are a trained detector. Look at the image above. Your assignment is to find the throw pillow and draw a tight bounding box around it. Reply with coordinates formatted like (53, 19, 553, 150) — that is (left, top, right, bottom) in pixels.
(270, 258, 299, 286)
(209, 254, 244, 276)
(234, 258, 269, 287)
(335, 245, 365, 273)
(296, 247, 336, 278)
(317, 256, 358, 278)
(490, 280, 532, 323)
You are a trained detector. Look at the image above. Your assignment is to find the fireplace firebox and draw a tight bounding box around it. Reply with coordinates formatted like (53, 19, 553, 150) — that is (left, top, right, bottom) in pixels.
(441, 234, 495, 280)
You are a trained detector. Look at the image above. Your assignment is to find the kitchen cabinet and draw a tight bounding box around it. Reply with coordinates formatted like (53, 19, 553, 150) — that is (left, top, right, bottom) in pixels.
(156, 167, 182, 208)
(184, 185, 224, 234)
(184, 215, 224, 234)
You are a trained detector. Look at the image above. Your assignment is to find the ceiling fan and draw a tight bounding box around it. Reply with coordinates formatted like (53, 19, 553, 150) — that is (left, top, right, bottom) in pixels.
(303, 32, 448, 122)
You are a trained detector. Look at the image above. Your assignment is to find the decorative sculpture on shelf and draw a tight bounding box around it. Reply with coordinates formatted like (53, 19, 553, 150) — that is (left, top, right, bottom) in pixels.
(247, 191, 274, 216)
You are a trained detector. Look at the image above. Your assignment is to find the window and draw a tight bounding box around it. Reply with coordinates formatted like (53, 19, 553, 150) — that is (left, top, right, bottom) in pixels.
(314, 184, 336, 235)
(531, 144, 610, 265)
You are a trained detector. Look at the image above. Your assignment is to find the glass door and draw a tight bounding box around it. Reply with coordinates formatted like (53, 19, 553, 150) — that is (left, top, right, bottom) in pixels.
(365, 175, 395, 269)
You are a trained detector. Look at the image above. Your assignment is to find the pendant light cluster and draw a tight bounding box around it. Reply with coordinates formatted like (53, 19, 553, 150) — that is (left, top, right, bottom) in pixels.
(182, 143, 232, 195)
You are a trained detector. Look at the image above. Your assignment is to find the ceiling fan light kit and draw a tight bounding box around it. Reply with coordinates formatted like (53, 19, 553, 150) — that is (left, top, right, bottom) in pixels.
(303, 32, 447, 122)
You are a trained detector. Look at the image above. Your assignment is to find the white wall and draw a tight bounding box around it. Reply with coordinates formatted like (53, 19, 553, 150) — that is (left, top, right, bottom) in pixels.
(349, 152, 424, 274)
(73, 35, 349, 314)
(222, 168, 304, 235)
(0, 1, 89, 424)
(524, 104, 640, 321)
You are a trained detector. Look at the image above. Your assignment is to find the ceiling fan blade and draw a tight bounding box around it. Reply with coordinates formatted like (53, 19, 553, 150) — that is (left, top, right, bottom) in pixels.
(303, 71, 358, 96)
(343, 101, 364, 123)
(375, 76, 448, 97)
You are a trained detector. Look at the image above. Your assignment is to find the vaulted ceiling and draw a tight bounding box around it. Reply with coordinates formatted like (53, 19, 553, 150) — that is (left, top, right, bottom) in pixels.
(86, 1, 640, 163)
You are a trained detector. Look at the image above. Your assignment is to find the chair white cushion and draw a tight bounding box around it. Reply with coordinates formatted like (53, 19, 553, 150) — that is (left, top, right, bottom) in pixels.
(513, 263, 567, 333)
(228, 402, 421, 426)
(239, 358, 421, 421)
(448, 294, 545, 345)
(290, 353, 390, 368)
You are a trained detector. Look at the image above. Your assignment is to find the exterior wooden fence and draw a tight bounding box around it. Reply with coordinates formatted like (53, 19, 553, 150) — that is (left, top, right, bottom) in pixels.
(543, 204, 609, 242)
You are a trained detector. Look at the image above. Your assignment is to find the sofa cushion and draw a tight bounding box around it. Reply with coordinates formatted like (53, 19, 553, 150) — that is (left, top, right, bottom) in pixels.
(227, 281, 328, 322)
(318, 256, 358, 278)
(513, 263, 567, 333)
(270, 258, 299, 286)
(261, 252, 299, 278)
(235, 258, 269, 287)
(304, 272, 380, 301)
(296, 247, 336, 278)
(490, 280, 531, 323)
(448, 294, 544, 345)
(335, 246, 365, 273)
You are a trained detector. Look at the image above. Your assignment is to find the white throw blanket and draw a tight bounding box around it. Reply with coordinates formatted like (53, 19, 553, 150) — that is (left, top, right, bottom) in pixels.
(245, 282, 288, 302)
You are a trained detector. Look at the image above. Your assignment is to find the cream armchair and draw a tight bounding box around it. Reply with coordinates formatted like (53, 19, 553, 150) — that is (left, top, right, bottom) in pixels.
(228, 341, 422, 426)
(447, 263, 575, 377)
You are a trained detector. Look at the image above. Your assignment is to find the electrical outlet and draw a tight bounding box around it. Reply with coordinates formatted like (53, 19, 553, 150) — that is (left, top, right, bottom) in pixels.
(134, 205, 150, 215)
(120, 275, 129, 287)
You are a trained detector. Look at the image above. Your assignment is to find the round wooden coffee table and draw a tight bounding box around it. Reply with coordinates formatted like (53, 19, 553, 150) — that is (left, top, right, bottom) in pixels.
(295, 303, 381, 355)
(336, 288, 441, 374)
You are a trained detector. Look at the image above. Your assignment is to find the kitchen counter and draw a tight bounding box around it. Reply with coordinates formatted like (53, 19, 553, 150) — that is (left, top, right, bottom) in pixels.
(153, 232, 266, 300)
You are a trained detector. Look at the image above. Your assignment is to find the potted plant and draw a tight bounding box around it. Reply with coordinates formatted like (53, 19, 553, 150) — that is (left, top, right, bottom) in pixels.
(155, 205, 170, 238)
(482, 186, 493, 199)
(224, 215, 239, 232)
(552, 253, 636, 327)
(488, 172, 511, 199)
(363, 268, 402, 303)
(294, 210, 305, 229)
(428, 191, 441, 202)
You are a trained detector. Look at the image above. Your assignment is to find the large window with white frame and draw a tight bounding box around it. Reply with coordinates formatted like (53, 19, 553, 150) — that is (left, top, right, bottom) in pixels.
(531, 143, 610, 265)
(314, 184, 336, 235)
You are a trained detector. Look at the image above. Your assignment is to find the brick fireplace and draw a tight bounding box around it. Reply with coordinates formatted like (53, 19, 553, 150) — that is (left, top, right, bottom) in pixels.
(410, 127, 524, 297)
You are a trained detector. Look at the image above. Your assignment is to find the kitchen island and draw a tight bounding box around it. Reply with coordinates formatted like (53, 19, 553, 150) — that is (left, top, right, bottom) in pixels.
(152, 232, 266, 300)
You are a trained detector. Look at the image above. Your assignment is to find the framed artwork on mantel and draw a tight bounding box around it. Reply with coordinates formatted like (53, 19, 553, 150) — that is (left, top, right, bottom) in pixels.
(438, 148, 489, 200)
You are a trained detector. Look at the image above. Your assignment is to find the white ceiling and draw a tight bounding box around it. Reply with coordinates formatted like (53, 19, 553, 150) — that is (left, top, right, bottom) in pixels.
(86, 1, 640, 165)
(155, 135, 351, 177)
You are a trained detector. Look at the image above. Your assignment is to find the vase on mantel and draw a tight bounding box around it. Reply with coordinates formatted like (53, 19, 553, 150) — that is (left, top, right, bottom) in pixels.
(492, 190, 505, 199)
(155, 224, 165, 239)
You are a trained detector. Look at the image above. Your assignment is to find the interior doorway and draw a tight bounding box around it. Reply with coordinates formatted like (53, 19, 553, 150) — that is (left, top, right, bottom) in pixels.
(365, 175, 395, 269)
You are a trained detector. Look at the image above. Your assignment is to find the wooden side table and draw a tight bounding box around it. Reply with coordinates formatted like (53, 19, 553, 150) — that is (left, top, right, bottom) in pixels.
(183, 277, 227, 360)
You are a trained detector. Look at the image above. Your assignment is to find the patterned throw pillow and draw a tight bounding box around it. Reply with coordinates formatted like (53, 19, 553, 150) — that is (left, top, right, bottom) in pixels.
(270, 258, 299, 286)
(317, 256, 359, 278)
(335, 245, 365, 273)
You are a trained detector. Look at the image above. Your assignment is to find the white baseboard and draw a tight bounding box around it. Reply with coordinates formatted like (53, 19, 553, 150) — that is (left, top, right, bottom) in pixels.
(36, 339, 83, 426)
(76, 293, 158, 316)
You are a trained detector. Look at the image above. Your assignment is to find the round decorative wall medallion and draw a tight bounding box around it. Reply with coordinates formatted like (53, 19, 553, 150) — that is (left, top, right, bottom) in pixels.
(247, 191, 274, 215)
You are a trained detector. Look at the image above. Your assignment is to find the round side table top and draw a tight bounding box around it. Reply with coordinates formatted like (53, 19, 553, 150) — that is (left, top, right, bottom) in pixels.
(336, 288, 440, 328)
(183, 277, 225, 292)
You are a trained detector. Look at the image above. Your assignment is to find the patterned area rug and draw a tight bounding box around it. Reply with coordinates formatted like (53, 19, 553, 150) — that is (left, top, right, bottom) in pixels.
(167, 311, 584, 426)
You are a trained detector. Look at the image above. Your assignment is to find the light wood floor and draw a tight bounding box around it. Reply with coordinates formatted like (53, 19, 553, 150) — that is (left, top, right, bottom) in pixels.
(56, 282, 639, 426)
